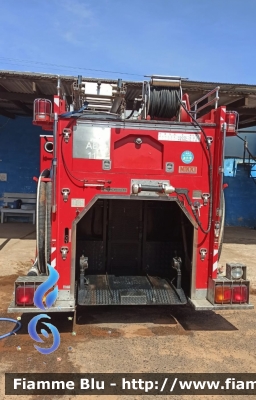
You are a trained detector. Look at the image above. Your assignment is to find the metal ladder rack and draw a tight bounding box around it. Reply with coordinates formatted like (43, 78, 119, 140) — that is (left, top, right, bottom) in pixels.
(190, 86, 220, 119)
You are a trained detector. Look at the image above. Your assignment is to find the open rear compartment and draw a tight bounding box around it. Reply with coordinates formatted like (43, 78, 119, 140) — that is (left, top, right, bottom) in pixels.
(76, 199, 194, 305)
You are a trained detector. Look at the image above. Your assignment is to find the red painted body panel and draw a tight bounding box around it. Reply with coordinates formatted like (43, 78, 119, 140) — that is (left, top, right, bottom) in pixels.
(40, 136, 53, 171)
(36, 97, 227, 298)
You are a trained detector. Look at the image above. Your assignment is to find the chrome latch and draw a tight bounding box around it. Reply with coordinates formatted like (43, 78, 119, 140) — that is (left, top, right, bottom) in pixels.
(61, 188, 70, 202)
(216, 208, 222, 217)
(214, 222, 220, 238)
(192, 201, 202, 216)
(200, 248, 207, 261)
(80, 255, 88, 270)
(206, 136, 213, 147)
(202, 193, 210, 206)
(63, 128, 71, 143)
(60, 246, 69, 260)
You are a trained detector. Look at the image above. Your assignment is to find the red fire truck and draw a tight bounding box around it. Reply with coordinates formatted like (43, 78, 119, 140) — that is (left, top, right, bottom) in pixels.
(8, 75, 252, 312)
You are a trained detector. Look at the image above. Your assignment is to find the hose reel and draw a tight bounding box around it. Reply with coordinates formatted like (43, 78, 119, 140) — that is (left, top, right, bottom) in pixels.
(143, 75, 182, 120)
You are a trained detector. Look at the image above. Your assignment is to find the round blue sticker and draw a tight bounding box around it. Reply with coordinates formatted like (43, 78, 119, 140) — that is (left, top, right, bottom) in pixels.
(181, 150, 194, 164)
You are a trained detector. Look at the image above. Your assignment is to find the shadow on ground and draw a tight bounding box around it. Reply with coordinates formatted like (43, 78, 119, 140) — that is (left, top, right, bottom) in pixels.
(0, 223, 35, 241)
(75, 304, 238, 332)
(10, 303, 238, 337)
(223, 226, 256, 244)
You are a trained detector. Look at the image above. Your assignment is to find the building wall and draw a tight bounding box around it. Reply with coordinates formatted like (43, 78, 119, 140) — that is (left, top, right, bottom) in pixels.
(225, 129, 256, 158)
(223, 127, 256, 227)
(0, 116, 40, 203)
(224, 164, 256, 228)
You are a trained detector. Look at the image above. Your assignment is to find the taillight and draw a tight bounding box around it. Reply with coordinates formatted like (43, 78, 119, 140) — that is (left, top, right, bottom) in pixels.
(215, 286, 231, 304)
(232, 285, 248, 303)
(225, 111, 239, 136)
(208, 271, 250, 307)
(214, 284, 248, 305)
(15, 285, 36, 306)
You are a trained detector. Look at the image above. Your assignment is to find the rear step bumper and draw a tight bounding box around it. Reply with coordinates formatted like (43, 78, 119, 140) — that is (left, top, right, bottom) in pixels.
(189, 298, 254, 311)
(7, 275, 75, 313)
(78, 275, 187, 306)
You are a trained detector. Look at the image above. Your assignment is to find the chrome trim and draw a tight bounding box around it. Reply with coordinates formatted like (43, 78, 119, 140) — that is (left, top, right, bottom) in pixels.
(189, 297, 254, 311)
(191, 288, 207, 300)
(219, 122, 227, 216)
(176, 199, 197, 228)
(70, 219, 77, 298)
(8, 289, 75, 313)
(40, 134, 53, 138)
(70, 194, 197, 300)
(190, 226, 198, 300)
(75, 119, 215, 132)
(52, 112, 58, 213)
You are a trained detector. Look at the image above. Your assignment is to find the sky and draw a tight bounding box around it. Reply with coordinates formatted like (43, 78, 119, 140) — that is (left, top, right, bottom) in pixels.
(0, 0, 255, 83)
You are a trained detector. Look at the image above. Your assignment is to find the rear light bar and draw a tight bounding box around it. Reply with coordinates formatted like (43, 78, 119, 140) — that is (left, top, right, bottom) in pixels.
(14, 277, 54, 307)
(214, 284, 248, 304)
(208, 277, 250, 306)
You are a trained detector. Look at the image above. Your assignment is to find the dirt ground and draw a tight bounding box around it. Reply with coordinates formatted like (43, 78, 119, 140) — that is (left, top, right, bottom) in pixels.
(0, 223, 256, 400)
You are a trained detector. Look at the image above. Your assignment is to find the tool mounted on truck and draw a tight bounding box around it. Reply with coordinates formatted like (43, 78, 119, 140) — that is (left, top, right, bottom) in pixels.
(8, 74, 252, 312)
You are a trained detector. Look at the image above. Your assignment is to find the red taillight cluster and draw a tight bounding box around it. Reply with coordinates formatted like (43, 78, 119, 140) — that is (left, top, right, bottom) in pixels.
(15, 285, 36, 306)
(214, 284, 248, 304)
(208, 266, 250, 307)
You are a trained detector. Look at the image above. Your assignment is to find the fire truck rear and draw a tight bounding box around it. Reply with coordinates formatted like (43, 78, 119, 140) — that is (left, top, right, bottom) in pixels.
(8, 75, 253, 312)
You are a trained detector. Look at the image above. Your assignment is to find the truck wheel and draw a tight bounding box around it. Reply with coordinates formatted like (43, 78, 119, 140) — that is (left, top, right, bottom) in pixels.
(218, 191, 225, 260)
(37, 180, 46, 274)
(45, 181, 52, 266)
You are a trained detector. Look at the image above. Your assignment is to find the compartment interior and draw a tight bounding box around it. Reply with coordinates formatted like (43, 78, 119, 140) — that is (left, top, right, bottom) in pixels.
(76, 199, 194, 305)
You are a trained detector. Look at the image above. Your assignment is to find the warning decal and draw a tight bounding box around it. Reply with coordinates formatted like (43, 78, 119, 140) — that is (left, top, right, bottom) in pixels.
(158, 132, 201, 142)
(179, 166, 197, 174)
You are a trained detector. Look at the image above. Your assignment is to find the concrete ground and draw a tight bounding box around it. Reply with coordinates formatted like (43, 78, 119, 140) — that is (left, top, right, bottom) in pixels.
(0, 223, 256, 400)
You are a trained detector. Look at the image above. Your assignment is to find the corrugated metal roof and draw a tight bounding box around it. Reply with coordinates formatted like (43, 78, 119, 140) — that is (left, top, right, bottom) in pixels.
(0, 69, 256, 128)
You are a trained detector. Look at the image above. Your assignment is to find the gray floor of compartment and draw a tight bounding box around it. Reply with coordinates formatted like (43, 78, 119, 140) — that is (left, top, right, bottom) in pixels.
(78, 275, 187, 305)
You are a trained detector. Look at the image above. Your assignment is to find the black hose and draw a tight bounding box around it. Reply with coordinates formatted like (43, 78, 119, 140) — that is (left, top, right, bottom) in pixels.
(148, 87, 180, 119)
(45, 181, 52, 265)
(61, 135, 86, 186)
(126, 109, 134, 119)
(175, 93, 213, 234)
(36, 169, 50, 274)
